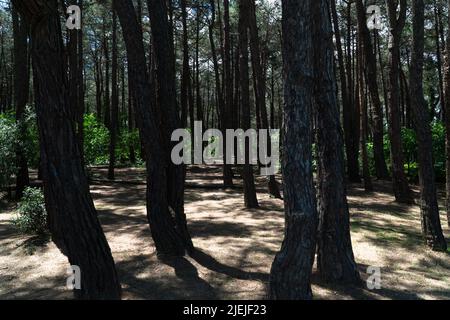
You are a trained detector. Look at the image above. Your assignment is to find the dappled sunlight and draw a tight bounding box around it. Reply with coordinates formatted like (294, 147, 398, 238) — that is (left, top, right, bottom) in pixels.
(0, 166, 449, 299)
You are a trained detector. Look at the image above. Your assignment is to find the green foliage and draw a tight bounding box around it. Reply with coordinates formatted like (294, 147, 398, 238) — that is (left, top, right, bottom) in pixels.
(84, 114, 110, 165)
(0, 113, 18, 188)
(83, 114, 142, 166)
(14, 187, 48, 236)
(367, 124, 446, 182)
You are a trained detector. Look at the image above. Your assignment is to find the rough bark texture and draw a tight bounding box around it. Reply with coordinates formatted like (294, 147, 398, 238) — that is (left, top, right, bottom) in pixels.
(269, 0, 318, 300)
(386, 0, 414, 204)
(410, 0, 447, 251)
(115, 0, 193, 256)
(13, 0, 121, 299)
(355, 0, 390, 180)
(315, 0, 360, 284)
(238, 0, 259, 208)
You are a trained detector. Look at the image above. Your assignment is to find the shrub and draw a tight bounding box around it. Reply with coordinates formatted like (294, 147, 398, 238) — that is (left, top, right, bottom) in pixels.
(83, 114, 110, 165)
(14, 187, 48, 235)
(0, 114, 18, 188)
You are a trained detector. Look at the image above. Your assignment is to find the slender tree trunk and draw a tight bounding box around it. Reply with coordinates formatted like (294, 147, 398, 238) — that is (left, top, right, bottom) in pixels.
(108, 8, 119, 180)
(410, 0, 447, 251)
(14, 0, 121, 299)
(315, 0, 361, 284)
(12, 4, 30, 199)
(386, 0, 413, 204)
(238, 0, 259, 209)
(441, 0, 450, 228)
(222, 0, 234, 186)
(356, 0, 390, 180)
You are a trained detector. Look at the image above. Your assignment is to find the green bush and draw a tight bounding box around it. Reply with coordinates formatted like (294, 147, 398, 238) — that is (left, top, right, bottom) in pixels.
(14, 187, 48, 235)
(83, 114, 110, 165)
(0, 114, 18, 188)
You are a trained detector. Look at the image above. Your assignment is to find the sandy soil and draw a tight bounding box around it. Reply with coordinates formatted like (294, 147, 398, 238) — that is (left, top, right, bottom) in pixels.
(0, 166, 449, 300)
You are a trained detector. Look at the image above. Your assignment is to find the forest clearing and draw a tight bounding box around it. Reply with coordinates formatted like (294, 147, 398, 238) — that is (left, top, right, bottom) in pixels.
(1, 166, 449, 300)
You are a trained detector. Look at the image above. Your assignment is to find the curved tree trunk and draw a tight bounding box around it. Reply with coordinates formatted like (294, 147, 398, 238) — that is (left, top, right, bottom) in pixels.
(269, 0, 318, 300)
(13, 0, 121, 299)
(115, 0, 193, 257)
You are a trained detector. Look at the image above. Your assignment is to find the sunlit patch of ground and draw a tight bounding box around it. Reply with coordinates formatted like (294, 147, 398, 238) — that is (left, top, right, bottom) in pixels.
(0, 166, 449, 300)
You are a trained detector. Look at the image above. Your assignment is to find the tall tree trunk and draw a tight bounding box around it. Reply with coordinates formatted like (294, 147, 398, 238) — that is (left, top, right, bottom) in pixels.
(115, 0, 193, 256)
(222, 0, 234, 186)
(12, 4, 30, 199)
(238, 0, 259, 208)
(103, 14, 111, 130)
(108, 8, 119, 180)
(269, 0, 318, 300)
(410, 0, 447, 251)
(355, 0, 389, 180)
(146, 0, 194, 254)
(386, 0, 413, 204)
(315, 0, 360, 284)
(14, 0, 121, 299)
(441, 0, 450, 228)
(180, 0, 189, 129)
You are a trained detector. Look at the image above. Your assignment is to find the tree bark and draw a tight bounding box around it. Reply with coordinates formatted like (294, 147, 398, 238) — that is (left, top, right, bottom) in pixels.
(269, 0, 318, 300)
(238, 0, 259, 209)
(14, 0, 121, 299)
(355, 0, 390, 180)
(386, 0, 413, 204)
(315, 0, 360, 284)
(410, 0, 447, 251)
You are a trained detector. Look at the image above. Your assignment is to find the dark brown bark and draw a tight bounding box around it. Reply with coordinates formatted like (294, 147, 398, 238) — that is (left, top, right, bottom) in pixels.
(12, 4, 30, 199)
(180, 0, 189, 129)
(222, 0, 234, 186)
(238, 0, 259, 209)
(315, 0, 360, 284)
(386, 0, 413, 204)
(410, 0, 447, 251)
(269, 0, 318, 300)
(355, 0, 389, 181)
(114, 0, 193, 256)
(445, 0, 450, 228)
(14, 0, 121, 299)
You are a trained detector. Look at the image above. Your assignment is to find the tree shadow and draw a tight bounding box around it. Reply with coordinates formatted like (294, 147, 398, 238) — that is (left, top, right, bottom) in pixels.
(190, 249, 269, 283)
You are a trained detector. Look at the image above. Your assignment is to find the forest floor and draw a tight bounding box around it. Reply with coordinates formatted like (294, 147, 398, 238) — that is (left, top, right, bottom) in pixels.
(0, 165, 449, 300)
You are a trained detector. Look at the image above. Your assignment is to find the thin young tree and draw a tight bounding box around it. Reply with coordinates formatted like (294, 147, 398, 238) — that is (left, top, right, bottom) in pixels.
(12, 4, 30, 199)
(238, 0, 259, 208)
(13, 0, 121, 299)
(269, 0, 318, 300)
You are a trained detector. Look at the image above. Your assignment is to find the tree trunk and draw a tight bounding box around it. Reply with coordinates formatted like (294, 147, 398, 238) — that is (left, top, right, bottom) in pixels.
(315, 0, 361, 284)
(355, 0, 389, 180)
(238, 0, 259, 209)
(12, 4, 30, 199)
(108, 8, 119, 180)
(14, 0, 121, 299)
(386, 0, 413, 204)
(445, 0, 450, 228)
(410, 0, 447, 251)
(269, 0, 318, 300)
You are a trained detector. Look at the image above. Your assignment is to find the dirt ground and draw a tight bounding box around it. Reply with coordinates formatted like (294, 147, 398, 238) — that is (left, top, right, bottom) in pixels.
(0, 166, 449, 300)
